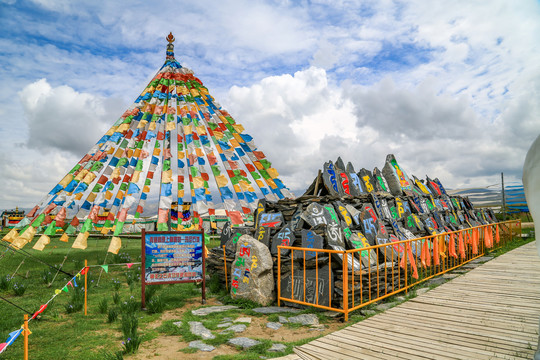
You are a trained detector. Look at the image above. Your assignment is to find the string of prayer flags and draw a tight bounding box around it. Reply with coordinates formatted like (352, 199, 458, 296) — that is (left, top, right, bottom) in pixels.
(107, 237, 121, 254)
(0, 329, 23, 354)
(19, 32, 293, 244)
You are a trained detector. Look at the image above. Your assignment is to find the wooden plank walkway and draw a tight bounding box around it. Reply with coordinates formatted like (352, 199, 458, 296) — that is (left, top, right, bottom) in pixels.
(279, 242, 540, 360)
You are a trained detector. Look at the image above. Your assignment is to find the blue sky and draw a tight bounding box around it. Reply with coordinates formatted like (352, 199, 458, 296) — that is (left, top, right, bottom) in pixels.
(1, 0, 540, 210)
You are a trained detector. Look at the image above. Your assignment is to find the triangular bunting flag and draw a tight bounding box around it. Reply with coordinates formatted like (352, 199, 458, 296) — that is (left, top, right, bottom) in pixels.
(101, 265, 109, 273)
(126, 263, 133, 269)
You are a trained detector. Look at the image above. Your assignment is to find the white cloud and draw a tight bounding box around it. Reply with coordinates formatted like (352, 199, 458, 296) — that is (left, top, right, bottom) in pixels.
(19, 79, 126, 155)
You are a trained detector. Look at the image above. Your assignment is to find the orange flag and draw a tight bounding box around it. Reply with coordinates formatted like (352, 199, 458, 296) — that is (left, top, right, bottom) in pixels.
(495, 224, 500, 244)
(472, 229, 478, 255)
(458, 231, 466, 259)
(420, 240, 427, 269)
(399, 243, 418, 279)
(449, 233, 457, 258)
(433, 237, 440, 266)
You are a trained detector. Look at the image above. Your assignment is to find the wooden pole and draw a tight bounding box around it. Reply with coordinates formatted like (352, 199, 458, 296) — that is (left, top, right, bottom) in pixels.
(84, 259, 87, 316)
(23, 314, 28, 360)
(313, 170, 322, 196)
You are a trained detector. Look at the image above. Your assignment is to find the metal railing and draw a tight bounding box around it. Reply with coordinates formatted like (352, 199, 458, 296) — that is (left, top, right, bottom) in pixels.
(277, 220, 521, 321)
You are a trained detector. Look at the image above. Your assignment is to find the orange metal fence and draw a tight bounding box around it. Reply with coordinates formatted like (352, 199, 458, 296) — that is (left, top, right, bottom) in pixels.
(277, 220, 521, 321)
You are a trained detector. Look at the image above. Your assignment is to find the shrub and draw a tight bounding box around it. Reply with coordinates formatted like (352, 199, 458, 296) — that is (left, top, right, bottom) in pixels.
(65, 301, 83, 314)
(113, 292, 120, 305)
(41, 270, 54, 284)
(112, 279, 121, 291)
(12, 282, 26, 296)
(120, 296, 139, 314)
(107, 307, 119, 323)
(147, 296, 164, 314)
(120, 313, 138, 339)
(144, 285, 159, 302)
(121, 336, 142, 354)
(98, 298, 108, 314)
(0, 275, 12, 290)
(101, 350, 124, 360)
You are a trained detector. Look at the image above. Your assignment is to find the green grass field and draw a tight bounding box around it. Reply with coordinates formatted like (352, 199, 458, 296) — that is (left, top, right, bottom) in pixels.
(0, 232, 222, 359)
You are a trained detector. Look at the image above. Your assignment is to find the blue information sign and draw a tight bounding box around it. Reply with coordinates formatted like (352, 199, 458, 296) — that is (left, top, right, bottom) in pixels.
(141, 230, 206, 307)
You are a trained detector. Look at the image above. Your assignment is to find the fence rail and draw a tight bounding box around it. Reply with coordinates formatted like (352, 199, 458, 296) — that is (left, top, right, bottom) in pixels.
(277, 220, 521, 321)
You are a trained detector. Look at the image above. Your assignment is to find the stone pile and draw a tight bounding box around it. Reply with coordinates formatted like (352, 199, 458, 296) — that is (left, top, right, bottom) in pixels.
(206, 154, 498, 308)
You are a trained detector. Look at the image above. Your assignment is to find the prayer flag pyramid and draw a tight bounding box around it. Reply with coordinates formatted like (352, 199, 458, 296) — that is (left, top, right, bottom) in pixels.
(4, 33, 293, 251)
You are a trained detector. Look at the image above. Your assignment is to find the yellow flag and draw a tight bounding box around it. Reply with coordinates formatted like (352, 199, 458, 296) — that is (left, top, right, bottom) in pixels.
(33, 235, 50, 251)
(216, 175, 228, 187)
(59, 174, 73, 187)
(59, 233, 69, 242)
(72, 232, 89, 250)
(107, 237, 122, 254)
(266, 168, 279, 179)
(131, 171, 141, 184)
(166, 121, 176, 131)
(2, 228, 18, 243)
(162, 169, 173, 183)
(11, 226, 36, 249)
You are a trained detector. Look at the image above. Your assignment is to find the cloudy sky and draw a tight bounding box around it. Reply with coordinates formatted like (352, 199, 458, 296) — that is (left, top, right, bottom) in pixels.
(1, 0, 539, 210)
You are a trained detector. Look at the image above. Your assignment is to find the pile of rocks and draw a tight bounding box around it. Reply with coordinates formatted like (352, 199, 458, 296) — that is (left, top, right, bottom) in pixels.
(207, 154, 498, 309)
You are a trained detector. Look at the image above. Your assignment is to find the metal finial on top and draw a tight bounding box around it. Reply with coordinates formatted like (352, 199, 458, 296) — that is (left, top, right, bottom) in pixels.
(166, 32, 175, 43)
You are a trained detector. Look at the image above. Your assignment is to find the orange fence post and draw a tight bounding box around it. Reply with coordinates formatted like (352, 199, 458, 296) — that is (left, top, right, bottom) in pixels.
(343, 252, 349, 321)
(277, 246, 281, 307)
(84, 259, 88, 316)
(23, 314, 28, 360)
(222, 246, 228, 291)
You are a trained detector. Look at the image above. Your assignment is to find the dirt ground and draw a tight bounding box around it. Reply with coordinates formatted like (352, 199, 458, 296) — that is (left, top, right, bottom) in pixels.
(127, 297, 344, 360)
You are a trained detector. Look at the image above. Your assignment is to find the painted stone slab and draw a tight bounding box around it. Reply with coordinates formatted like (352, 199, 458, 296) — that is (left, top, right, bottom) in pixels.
(270, 224, 295, 256)
(345, 204, 361, 226)
(290, 206, 304, 230)
(346, 162, 364, 196)
(358, 168, 375, 193)
(329, 244, 361, 271)
(254, 199, 266, 228)
(325, 221, 345, 248)
(280, 265, 333, 307)
(334, 201, 353, 228)
(382, 154, 414, 196)
(258, 212, 283, 228)
(255, 225, 271, 248)
(358, 203, 379, 245)
(346, 230, 377, 268)
(220, 221, 232, 246)
(373, 167, 391, 194)
(322, 161, 341, 196)
(295, 229, 324, 260)
(230, 235, 274, 306)
(300, 203, 330, 228)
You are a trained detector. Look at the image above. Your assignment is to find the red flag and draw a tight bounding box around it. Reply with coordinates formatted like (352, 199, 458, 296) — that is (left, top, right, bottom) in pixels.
(31, 304, 48, 320)
(71, 217, 80, 227)
(399, 243, 418, 279)
(495, 224, 500, 244)
(420, 240, 427, 269)
(472, 229, 479, 255)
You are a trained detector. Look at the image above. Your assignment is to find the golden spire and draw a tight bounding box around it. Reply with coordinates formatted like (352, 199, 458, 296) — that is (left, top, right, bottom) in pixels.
(166, 32, 175, 44)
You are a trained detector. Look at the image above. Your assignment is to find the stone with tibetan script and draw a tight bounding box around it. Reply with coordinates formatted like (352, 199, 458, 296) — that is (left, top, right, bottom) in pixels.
(230, 235, 274, 306)
(224, 227, 253, 253)
(395, 197, 412, 220)
(325, 221, 345, 248)
(295, 229, 323, 260)
(346, 162, 364, 196)
(334, 159, 352, 196)
(382, 154, 414, 196)
(255, 225, 271, 248)
(301, 203, 330, 228)
(377, 232, 403, 262)
(290, 206, 304, 230)
(372, 167, 391, 194)
(323, 204, 340, 225)
(271, 224, 295, 256)
(258, 212, 283, 228)
(358, 168, 375, 193)
(411, 174, 431, 196)
(405, 213, 424, 233)
(408, 196, 422, 214)
(345, 204, 361, 226)
(334, 201, 353, 228)
(322, 161, 341, 196)
(358, 203, 379, 246)
(433, 178, 447, 195)
(346, 230, 377, 268)
(380, 197, 393, 221)
(254, 199, 266, 228)
(280, 265, 333, 308)
(335, 156, 347, 172)
(422, 215, 441, 235)
(426, 176, 443, 196)
(220, 221, 232, 246)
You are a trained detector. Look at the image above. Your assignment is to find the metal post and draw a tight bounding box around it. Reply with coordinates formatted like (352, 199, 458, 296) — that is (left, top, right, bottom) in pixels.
(501, 172, 506, 222)
(24, 314, 28, 360)
(84, 259, 87, 316)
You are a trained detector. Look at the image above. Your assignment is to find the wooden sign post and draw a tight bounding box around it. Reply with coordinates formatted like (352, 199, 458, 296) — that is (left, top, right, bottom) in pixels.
(141, 230, 206, 308)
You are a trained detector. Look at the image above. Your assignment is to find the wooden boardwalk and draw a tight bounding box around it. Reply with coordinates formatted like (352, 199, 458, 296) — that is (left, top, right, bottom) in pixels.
(279, 242, 540, 360)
